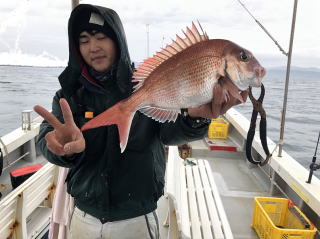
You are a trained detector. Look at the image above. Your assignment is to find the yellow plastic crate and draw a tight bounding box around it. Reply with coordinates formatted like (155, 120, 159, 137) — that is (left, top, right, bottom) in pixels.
(208, 118, 229, 139)
(252, 197, 317, 239)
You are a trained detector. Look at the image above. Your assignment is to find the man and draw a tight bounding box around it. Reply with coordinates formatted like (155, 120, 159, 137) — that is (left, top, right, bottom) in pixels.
(34, 4, 247, 239)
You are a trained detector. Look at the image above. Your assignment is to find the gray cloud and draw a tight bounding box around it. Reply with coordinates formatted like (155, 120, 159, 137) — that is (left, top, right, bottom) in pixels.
(0, 0, 319, 68)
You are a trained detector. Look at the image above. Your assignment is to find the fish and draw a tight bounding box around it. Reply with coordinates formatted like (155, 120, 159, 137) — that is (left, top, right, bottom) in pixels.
(81, 22, 266, 152)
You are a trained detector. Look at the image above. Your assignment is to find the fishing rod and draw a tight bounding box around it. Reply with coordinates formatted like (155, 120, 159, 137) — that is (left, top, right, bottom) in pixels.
(236, 0, 287, 56)
(306, 131, 320, 184)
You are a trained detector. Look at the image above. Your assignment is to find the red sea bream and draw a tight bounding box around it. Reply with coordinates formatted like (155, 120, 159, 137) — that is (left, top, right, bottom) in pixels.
(81, 22, 266, 152)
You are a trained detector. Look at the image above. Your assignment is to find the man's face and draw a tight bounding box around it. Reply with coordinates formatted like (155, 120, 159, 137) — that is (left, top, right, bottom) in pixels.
(79, 31, 118, 72)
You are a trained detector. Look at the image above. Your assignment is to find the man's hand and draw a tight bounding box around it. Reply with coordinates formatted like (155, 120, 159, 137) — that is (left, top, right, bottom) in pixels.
(34, 98, 85, 156)
(188, 77, 248, 119)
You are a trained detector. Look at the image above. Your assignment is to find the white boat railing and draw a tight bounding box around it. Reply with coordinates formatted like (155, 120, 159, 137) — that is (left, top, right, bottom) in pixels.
(226, 108, 320, 217)
(0, 115, 43, 163)
(0, 162, 58, 239)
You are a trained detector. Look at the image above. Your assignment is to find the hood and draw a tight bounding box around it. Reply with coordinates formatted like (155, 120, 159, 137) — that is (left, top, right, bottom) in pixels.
(58, 4, 134, 97)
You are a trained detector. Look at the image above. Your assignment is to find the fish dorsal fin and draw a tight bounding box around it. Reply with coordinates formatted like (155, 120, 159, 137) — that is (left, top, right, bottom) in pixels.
(139, 107, 180, 123)
(132, 21, 209, 92)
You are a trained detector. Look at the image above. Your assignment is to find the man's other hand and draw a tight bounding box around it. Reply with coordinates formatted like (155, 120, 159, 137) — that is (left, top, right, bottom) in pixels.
(188, 77, 249, 119)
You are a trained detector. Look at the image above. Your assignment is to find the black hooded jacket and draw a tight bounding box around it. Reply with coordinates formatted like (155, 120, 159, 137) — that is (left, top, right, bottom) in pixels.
(37, 4, 209, 223)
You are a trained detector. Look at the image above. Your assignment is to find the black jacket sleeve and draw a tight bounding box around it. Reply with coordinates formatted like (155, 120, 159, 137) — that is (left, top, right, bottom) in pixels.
(159, 114, 209, 145)
(36, 90, 84, 168)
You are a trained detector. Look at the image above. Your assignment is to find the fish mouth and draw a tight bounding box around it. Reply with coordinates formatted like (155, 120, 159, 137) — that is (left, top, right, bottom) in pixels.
(227, 66, 262, 91)
(218, 76, 248, 103)
(234, 67, 249, 91)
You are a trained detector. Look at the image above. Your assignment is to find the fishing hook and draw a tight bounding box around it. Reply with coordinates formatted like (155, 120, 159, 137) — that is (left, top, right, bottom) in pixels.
(246, 83, 272, 166)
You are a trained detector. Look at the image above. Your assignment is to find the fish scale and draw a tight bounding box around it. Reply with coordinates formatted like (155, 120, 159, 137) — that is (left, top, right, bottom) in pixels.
(139, 59, 216, 109)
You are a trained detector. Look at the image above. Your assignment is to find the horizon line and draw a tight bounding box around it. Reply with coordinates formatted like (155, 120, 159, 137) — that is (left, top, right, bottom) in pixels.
(1, 64, 320, 72)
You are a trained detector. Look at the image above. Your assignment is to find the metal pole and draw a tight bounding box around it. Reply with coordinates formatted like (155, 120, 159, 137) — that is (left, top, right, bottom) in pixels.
(278, 0, 298, 157)
(72, 0, 79, 10)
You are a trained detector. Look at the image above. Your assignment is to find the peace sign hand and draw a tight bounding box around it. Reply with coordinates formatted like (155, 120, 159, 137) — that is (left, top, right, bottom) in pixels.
(34, 98, 85, 156)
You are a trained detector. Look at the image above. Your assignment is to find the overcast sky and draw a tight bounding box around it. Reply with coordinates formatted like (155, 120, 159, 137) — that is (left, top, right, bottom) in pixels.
(0, 0, 319, 68)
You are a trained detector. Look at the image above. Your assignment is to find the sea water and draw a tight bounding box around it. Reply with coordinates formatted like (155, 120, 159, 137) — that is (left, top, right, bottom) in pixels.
(0, 65, 319, 176)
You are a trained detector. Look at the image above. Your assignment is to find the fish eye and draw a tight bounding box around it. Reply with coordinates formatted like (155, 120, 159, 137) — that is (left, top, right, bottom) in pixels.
(239, 51, 249, 62)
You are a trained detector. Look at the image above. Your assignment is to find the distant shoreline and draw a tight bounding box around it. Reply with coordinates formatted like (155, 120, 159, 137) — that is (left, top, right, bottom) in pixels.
(1, 64, 319, 73)
(0, 64, 65, 68)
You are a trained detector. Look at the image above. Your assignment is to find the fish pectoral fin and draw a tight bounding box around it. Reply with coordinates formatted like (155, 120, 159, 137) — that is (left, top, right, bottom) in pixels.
(139, 107, 179, 123)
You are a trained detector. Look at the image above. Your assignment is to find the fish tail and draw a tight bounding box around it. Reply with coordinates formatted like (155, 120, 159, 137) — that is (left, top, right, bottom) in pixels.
(81, 101, 135, 153)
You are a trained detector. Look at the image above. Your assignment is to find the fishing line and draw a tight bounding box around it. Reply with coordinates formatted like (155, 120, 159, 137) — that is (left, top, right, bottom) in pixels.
(236, 0, 288, 56)
(314, 131, 320, 157)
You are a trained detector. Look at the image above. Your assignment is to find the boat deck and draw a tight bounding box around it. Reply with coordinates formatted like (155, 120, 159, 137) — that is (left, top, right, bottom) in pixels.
(1, 109, 319, 238)
(184, 139, 274, 239)
(1, 139, 278, 239)
(156, 138, 275, 238)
